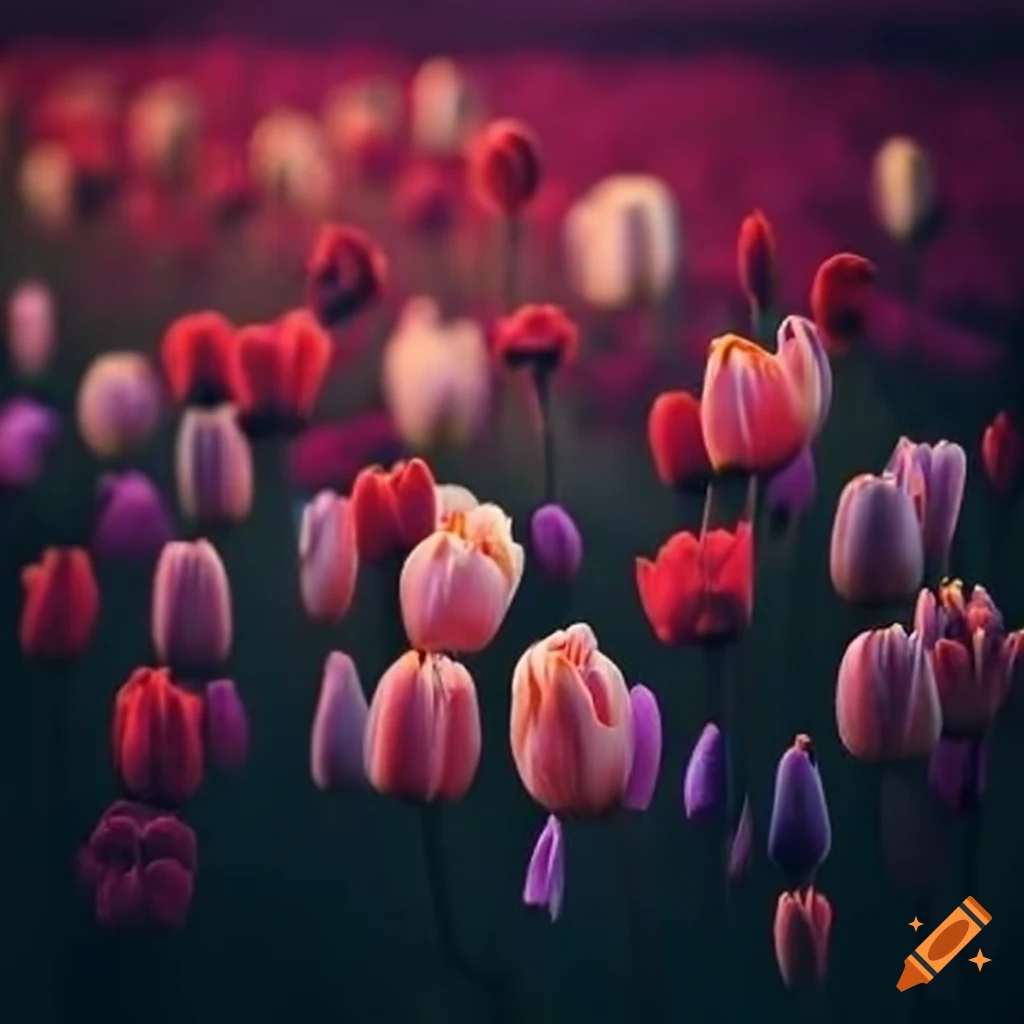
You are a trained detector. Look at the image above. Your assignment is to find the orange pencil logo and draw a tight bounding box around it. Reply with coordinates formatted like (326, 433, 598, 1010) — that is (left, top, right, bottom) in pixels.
(897, 896, 992, 991)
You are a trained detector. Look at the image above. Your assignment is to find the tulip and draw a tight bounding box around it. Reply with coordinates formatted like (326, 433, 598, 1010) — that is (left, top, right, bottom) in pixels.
(886, 437, 966, 575)
(350, 458, 438, 563)
(523, 815, 565, 922)
(928, 735, 988, 816)
(311, 652, 368, 791)
(248, 109, 335, 214)
(623, 685, 662, 811)
(564, 175, 680, 310)
(76, 352, 162, 458)
(0, 397, 59, 487)
(77, 800, 196, 929)
(364, 651, 481, 801)
(468, 119, 542, 217)
(810, 253, 875, 355)
(20, 547, 100, 661)
(161, 311, 242, 407)
(436, 483, 479, 518)
(737, 209, 776, 321)
(773, 316, 832, 439)
(914, 581, 1021, 736)
(829, 473, 924, 606)
(200, 143, 256, 225)
(305, 223, 388, 329)
(151, 540, 232, 672)
(382, 297, 490, 449)
(410, 58, 482, 155)
(636, 524, 754, 646)
(493, 303, 579, 372)
(113, 666, 204, 806)
(323, 79, 403, 183)
(767, 735, 832, 887)
(700, 334, 809, 474)
(683, 723, 725, 820)
(7, 280, 56, 378)
(510, 623, 633, 815)
(126, 79, 202, 183)
(298, 491, 358, 623)
(872, 137, 935, 243)
(646, 391, 712, 493)
(765, 447, 816, 533)
(728, 797, 754, 880)
(395, 163, 458, 237)
(92, 471, 174, 561)
(19, 142, 74, 230)
(835, 625, 941, 761)
(530, 503, 583, 582)
(204, 679, 249, 771)
(981, 411, 1023, 496)
(773, 888, 832, 990)
(175, 405, 253, 524)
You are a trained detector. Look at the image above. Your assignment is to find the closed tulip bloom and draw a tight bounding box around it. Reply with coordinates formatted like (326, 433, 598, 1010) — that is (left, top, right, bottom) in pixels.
(510, 623, 634, 816)
(737, 209, 777, 316)
(175, 405, 253, 525)
(493, 303, 579, 372)
(915, 581, 1021, 736)
(323, 79, 403, 182)
(683, 722, 725, 819)
(151, 540, 232, 672)
(204, 679, 249, 772)
(701, 334, 809, 474)
(364, 651, 481, 801)
(161, 311, 242, 407)
(350, 458, 438, 563)
(928, 735, 988, 816)
(382, 297, 490, 449)
(765, 447, 817, 533)
(530, 503, 583, 582)
(126, 79, 201, 182)
(401, 503, 524, 652)
(872, 137, 935, 243)
(19, 142, 75, 230)
(623, 684, 662, 811)
(886, 437, 966, 573)
(830, 473, 924, 606)
(767, 735, 832, 888)
(835, 625, 941, 761)
(93, 471, 174, 561)
(523, 815, 565, 922)
(299, 491, 358, 623)
(7, 280, 57, 379)
(636, 524, 754, 646)
(564, 175, 679, 310)
(810, 253, 875, 355)
(411, 58, 483, 155)
(773, 316, 832, 439)
(646, 390, 712, 493)
(305, 224, 387, 329)
(77, 353, 162, 458)
(729, 797, 754, 880)
(311, 652, 368, 791)
(249, 109, 335, 214)
(113, 666, 204, 806)
(773, 888, 832, 990)
(468, 119, 542, 217)
(981, 411, 1023, 496)
(0, 397, 59, 487)
(20, 547, 100, 661)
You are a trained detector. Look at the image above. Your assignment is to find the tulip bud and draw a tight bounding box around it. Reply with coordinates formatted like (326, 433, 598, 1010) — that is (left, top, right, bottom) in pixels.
(20, 142, 75, 230)
(765, 447, 817, 534)
(411, 58, 483, 155)
(310, 652, 368, 791)
(350, 458, 438, 563)
(773, 316, 832, 440)
(872, 136, 935, 243)
(622, 684, 662, 811)
(646, 391, 712, 493)
(736, 209, 776, 317)
(323, 79, 403, 183)
(773, 888, 832, 990)
(76, 352, 162, 458)
(7, 280, 57, 379)
(530, 504, 583, 582)
(0, 397, 59, 487)
(204, 679, 249, 772)
(175, 406, 253, 525)
(126, 79, 202, 183)
(93, 472, 174, 562)
(728, 797, 754, 881)
(468, 119, 542, 217)
(298, 491, 359, 623)
(20, 547, 100, 661)
(523, 815, 565, 922)
(683, 722, 725, 820)
(305, 224, 387, 329)
(981, 411, 1023, 497)
(810, 253, 875, 355)
(493, 303, 578, 372)
(248, 109, 334, 213)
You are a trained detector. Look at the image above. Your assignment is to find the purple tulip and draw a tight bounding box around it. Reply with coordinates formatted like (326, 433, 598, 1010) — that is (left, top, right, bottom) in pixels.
(523, 814, 564, 922)
(530, 503, 583, 581)
(683, 722, 725, 820)
(92, 471, 175, 561)
(310, 652, 368, 790)
(623, 684, 662, 811)
(767, 734, 832, 887)
(929, 735, 989, 816)
(765, 446, 816, 533)
(175, 406, 253, 525)
(204, 679, 249, 771)
(0, 397, 59, 486)
(728, 795, 753, 881)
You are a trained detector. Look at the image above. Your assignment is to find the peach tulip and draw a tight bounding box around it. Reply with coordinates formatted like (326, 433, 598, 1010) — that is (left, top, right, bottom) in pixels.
(510, 623, 634, 816)
(400, 503, 524, 653)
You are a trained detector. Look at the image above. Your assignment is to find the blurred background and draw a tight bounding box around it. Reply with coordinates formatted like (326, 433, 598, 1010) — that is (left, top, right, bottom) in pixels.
(1, 3, 1022, 1024)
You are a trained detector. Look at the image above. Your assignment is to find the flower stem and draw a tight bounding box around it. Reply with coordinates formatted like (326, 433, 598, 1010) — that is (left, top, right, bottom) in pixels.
(532, 368, 557, 506)
(502, 216, 522, 312)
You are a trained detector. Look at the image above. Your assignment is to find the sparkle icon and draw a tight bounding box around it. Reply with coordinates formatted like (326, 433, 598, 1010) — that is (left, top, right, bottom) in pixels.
(909, 918, 923, 931)
(968, 950, 990, 971)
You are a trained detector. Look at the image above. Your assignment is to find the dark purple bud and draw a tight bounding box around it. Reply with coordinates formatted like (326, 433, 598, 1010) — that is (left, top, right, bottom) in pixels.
(623, 684, 662, 811)
(530, 503, 583, 581)
(766, 447, 816, 535)
(522, 814, 564, 922)
(683, 722, 725, 820)
(310, 652, 368, 790)
(204, 679, 250, 771)
(928, 734, 989, 816)
(0, 397, 59, 486)
(93, 471, 175, 561)
(143, 860, 194, 929)
(728, 795, 753, 881)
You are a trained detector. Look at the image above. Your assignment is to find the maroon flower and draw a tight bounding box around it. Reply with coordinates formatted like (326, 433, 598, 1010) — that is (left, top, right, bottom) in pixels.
(305, 224, 387, 329)
(468, 119, 543, 217)
(493, 304, 578, 372)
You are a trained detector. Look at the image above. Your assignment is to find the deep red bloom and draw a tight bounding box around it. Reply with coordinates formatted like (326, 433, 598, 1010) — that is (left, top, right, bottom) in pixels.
(810, 253, 875, 355)
(113, 667, 204, 807)
(737, 209, 777, 314)
(235, 310, 331, 436)
(20, 547, 100, 661)
(635, 525, 754, 645)
(395, 162, 458, 237)
(305, 224, 387, 329)
(161, 311, 242, 407)
(493, 304, 578, 371)
(468, 119, 543, 217)
(350, 458, 438, 563)
(981, 411, 1023, 497)
(647, 390, 712, 492)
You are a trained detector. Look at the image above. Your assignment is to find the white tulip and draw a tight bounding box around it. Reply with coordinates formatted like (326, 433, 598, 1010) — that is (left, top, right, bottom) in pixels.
(872, 136, 935, 242)
(126, 78, 202, 178)
(564, 175, 680, 310)
(7, 280, 56, 379)
(382, 297, 490, 450)
(410, 58, 482, 155)
(19, 143, 75, 230)
(249, 108, 335, 214)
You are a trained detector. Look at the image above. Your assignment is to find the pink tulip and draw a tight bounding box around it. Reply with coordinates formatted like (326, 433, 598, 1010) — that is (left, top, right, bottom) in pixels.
(363, 651, 481, 802)
(400, 503, 524, 653)
(298, 491, 359, 623)
(773, 888, 832, 990)
(510, 623, 634, 816)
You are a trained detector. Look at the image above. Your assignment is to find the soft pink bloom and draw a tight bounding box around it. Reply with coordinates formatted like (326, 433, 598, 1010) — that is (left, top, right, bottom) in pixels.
(298, 491, 358, 623)
(773, 888, 832, 990)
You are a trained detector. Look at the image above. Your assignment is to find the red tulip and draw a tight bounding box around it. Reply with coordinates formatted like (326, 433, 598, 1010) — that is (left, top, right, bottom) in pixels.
(350, 458, 438, 563)
(468, 119, 542, 217)
(981, 411, 1023, 496)
(810, 253, 875, 355)
(161, 311, 242, 407)
(635, 524, 754, 646)
(737, 209, 777, 316)
(305, 224, 387, 329)
(20, 547, 100, 661)
(773, 888, 832, 990)
(493, 304, 578, 372)
(113, 667, 204, 806)
(395, 162, 458, 237)
(646, 390, 712, 492)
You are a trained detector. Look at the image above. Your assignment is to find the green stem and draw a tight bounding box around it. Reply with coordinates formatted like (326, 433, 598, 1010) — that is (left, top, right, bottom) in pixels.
(502, 216, 522, 312)
(532, 369, 557, 506)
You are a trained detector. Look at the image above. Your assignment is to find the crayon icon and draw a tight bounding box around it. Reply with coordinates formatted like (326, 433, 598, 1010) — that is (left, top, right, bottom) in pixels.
(897, 896, 992, 991)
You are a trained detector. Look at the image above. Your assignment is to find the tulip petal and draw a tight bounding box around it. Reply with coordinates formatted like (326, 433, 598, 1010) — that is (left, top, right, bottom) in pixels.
(683, 723, 724, 819)
(622, 684, 661, 811)
(310, 652, 369, 791)
(204, 679, 250, 771)
(143, 859, 194, 928)
(523, 815, 565, 922)
(96, 869, 145, 929)
(728, 795, 753, 881)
